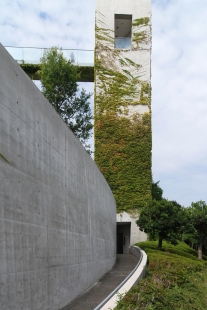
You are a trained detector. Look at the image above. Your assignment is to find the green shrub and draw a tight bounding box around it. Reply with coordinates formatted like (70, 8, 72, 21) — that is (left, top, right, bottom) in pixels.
(115, 241, 207, 310)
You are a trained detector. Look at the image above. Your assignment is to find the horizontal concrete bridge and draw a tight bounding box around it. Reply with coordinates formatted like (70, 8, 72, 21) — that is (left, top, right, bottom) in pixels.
(4, 46, 94, 82)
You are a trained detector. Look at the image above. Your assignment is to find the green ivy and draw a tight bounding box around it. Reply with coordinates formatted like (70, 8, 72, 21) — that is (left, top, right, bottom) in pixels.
(132, 17, 150, 48)
(94, 13, 152, 212)
(132, 17, 150, 27)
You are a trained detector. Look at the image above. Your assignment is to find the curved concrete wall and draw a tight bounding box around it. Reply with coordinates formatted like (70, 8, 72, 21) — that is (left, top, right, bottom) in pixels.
(0, 44, 116, 310)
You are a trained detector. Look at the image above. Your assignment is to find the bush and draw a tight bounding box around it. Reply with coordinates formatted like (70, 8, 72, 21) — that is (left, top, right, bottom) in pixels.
(115, 241, 207, 310)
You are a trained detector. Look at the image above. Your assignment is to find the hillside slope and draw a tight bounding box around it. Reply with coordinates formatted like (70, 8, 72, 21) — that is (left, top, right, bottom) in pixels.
(115, 241, 207, 310)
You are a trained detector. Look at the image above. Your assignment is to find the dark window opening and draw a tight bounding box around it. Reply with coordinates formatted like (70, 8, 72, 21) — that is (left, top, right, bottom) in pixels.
(114, 14, 132, 49)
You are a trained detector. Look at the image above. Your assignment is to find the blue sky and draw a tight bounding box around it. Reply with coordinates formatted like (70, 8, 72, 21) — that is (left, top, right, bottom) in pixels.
(1, 0, 207, 207)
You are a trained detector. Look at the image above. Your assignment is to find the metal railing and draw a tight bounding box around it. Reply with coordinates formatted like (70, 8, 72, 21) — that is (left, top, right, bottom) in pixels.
(4, 46, 94, 66)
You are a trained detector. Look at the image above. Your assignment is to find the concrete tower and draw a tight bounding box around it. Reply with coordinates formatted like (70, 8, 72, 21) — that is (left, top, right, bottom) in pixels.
(95, 0, 151, 252)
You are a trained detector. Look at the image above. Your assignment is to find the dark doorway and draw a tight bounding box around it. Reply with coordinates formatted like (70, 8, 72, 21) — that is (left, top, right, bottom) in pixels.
(117, 222, 131, 254)
(117, 233, 123, 254)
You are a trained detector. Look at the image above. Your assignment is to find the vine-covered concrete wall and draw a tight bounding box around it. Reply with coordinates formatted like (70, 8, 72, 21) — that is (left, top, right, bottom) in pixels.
(95, 0, 152, 213)
(0, 44, 116, 310)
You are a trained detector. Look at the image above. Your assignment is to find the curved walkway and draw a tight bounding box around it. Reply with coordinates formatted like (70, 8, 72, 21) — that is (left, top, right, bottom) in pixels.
(61, 254, 140, 310)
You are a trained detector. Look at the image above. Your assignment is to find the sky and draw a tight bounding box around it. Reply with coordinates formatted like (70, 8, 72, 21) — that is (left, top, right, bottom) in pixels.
(1, 0, 207, 207)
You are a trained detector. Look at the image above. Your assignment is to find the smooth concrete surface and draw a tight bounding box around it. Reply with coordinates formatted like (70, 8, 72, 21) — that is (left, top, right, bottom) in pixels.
(60, 254, 139, 310)
(0, 44, 116, 310)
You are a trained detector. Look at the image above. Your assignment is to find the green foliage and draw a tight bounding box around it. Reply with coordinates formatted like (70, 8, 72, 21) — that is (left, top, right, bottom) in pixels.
(138, 241, 205, 260)
(20, 63, 94, 82)
(189, 201, 207, 236)
(186, 201, 207, 259)
(115, 241, 207, 310)
(137, 200, 186, 249)
(139, 82, 151, 106)
(20, 63, 40, 75)
(133, 31, 148, 46)
(132, 17, 150, 27)
(151, 180, 163, 201)
(95, 14, 152, 212)
(95, 113, 152, 211)
(132, 17, 150, 49)
(78, 66, 94, 82)
(38, 47, 93, 150)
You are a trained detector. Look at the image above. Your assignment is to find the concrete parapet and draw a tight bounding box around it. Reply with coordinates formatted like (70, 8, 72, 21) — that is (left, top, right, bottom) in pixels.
(97, 246, 147, 310)
(0, 44, 116, 310)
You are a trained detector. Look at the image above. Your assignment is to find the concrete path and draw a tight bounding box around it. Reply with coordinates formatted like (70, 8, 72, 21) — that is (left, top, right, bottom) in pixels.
(61, 254, 140, 310)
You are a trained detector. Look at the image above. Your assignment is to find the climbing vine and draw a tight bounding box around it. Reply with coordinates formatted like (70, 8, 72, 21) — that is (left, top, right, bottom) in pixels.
(132, 17, 150, 49)
(94, 12, 152, 212)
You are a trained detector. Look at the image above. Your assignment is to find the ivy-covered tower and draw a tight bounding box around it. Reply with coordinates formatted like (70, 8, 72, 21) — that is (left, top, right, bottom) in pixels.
(94, 0, 151, 252)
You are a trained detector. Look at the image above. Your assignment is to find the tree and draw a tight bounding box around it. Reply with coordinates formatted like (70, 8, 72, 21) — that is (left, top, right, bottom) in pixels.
(187, 201, 207, 259)
(39, 47, 93, 151)
(137, 199, 186, 249)
(152, 180, 163, 201)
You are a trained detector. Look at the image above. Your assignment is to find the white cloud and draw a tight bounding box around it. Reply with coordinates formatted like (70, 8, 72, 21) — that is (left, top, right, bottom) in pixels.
(152, 0, 207, 205)
(1, 0, 95, 48)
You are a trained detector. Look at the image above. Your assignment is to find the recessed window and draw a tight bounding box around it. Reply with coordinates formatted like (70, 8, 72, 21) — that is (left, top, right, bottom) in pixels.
(114, 14, 132, 50)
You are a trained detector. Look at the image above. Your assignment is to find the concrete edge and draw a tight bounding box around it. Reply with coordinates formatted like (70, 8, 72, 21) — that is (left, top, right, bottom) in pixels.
(98, 247, 147, 310)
